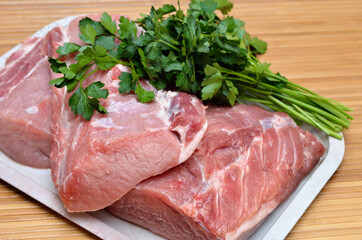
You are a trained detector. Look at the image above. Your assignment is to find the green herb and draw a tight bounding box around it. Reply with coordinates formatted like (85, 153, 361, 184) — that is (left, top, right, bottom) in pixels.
(49, 12, 153, 120)
(49, 0, 352, 139)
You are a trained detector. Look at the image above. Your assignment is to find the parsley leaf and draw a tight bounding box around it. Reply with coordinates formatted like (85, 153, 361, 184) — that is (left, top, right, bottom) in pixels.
(79, 17, 107, 35)
(95, 36, 115, 51)
(49, 77, 66, 86)
(48, 57, 66, 73)
(56, 43, 81, 56)
(135, 81, 155, 103)
(250, 37, 268, 54)
(58, 66, 76, 79)
(118, 72, 135, 93)
(201, 64, 223, 100)
(216, 0, 233, 14)
(118, 16, 138, 41)
(100, 12, 117, 34)
(69, 82, 109, 121)
(118, 61, 154, 103)
(155, 4, 176, 15)
(84, 81, 109, 99)
(79, 24, 97, 45)
(200, 0, 218, 14)
(225, 80, 238, 105)
(69, 88, 92, 119)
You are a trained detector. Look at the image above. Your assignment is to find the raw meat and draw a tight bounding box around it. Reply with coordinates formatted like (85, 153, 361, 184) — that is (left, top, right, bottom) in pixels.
(50, 16, 207, 212)
(108, 105, 325, 240)
(0, 27, 65, 168)
(51, 65, 207, 212)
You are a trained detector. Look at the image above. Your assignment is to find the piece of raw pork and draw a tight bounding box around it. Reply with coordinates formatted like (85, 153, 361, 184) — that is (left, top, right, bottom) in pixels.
(109, 105, 325, 240)
(0, 27, 64, 168)
(51, 65, 207, 212)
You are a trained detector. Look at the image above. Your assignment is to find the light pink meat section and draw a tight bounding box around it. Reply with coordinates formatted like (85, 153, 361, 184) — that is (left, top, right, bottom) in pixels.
(50, 16, 207, 212)
(109, 105, 325, 240)
(51, 66, 207, 212)
(0, 27, 64, 168)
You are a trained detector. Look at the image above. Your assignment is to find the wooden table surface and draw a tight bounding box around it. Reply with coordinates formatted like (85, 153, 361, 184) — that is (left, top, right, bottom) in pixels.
(0, 0, 361, 239)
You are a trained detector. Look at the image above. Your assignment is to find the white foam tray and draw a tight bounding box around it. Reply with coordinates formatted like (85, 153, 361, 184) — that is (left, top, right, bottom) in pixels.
(0, 16, 345, 240)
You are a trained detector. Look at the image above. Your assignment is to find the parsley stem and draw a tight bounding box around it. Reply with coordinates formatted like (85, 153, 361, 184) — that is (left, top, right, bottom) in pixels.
(310, 98, 351, 121)
(79, 68, 100, 86)
(268, 95, 314, 125)
(286, 84, 353, 115)
(224, 64, 350, 138)
(225, 76, 255, 84)
(223, 66, 351, 134)
(313, 112, 343, 132)
(237, 96, 273, 105)
(249, 52, 352, 113)
(158, 39, 181, 52)
(271, 92, 350, 128)
(268, 96, 342, 139)
(106, 53, 131, 66)
(265, 71, 353, 112)
(292, 104, 342, 139)
(240, 85, 271, 95)
(221, 69, 256, 83)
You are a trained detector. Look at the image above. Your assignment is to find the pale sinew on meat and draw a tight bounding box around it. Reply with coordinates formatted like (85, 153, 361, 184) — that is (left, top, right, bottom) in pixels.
(50, 16, 207, 212)
(0, 27, 64, 168)
(108, 105, 326, 240)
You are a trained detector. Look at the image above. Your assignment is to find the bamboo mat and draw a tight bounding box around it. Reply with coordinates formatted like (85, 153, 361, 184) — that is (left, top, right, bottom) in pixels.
(0, 0, 361, 239)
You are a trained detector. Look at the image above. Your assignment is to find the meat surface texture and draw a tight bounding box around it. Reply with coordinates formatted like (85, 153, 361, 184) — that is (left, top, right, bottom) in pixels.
(0, 26, 64, 168)
(50, 16, 207, 212)
(108, 105, 326, 240)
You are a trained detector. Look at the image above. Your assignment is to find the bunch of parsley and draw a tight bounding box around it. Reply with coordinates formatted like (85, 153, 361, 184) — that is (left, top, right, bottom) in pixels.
(49, 0, 352, 139)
